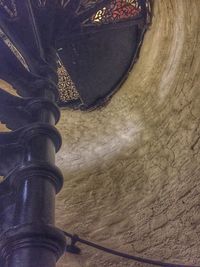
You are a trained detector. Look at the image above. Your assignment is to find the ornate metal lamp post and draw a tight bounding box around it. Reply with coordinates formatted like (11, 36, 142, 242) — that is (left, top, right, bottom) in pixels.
(0, 1, 150, 266)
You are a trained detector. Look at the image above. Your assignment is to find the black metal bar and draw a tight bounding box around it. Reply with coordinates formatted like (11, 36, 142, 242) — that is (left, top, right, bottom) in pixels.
(0, 33, 66, 264)
(6, 247, 57, 267)
(1, 83, 66, 266)
(0, 5, 65, 264)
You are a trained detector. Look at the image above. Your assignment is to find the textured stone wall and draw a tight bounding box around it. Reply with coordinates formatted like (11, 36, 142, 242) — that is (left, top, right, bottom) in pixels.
(56, 0, 200, 266)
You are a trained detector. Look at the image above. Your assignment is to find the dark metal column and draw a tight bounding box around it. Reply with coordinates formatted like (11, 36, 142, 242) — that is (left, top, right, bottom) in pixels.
(6, 86, 65, 266)
(0, 78, 66, 266)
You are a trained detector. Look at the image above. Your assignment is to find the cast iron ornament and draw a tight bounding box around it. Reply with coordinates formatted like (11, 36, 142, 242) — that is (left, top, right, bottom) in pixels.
(0, 0, 151, 110)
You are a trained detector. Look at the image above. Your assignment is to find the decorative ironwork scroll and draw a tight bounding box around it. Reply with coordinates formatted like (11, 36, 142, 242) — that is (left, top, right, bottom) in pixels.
(57, 63, 80, 103)
(57, 0, 152, 109)
(0, 0, 152, 110)
(91, 0, 142, 24)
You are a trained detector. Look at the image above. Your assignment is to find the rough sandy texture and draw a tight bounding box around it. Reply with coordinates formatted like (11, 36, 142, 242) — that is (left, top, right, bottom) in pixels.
(56, 1, 200, 266)
(0, 1, 200, 266)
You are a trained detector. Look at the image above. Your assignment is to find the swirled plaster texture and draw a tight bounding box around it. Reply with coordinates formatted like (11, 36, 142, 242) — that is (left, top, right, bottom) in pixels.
(56, 0, 200, 266)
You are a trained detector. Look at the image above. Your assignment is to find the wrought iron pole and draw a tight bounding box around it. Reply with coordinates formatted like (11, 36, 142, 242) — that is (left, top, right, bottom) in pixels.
(0, 21, 66, 267)
(0, 0, 68, 265)
(0, 68, 66, 267)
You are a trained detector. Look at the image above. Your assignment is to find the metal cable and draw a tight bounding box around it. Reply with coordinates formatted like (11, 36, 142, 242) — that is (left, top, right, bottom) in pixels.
(63, 231, 200, 267)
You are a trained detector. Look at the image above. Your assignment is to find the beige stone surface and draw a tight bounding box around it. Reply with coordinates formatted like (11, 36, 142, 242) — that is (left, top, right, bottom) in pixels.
(56, 1, 200, 266)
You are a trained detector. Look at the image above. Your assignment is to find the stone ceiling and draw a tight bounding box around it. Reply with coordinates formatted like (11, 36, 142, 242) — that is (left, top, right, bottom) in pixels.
(0, 0, 200, 266)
